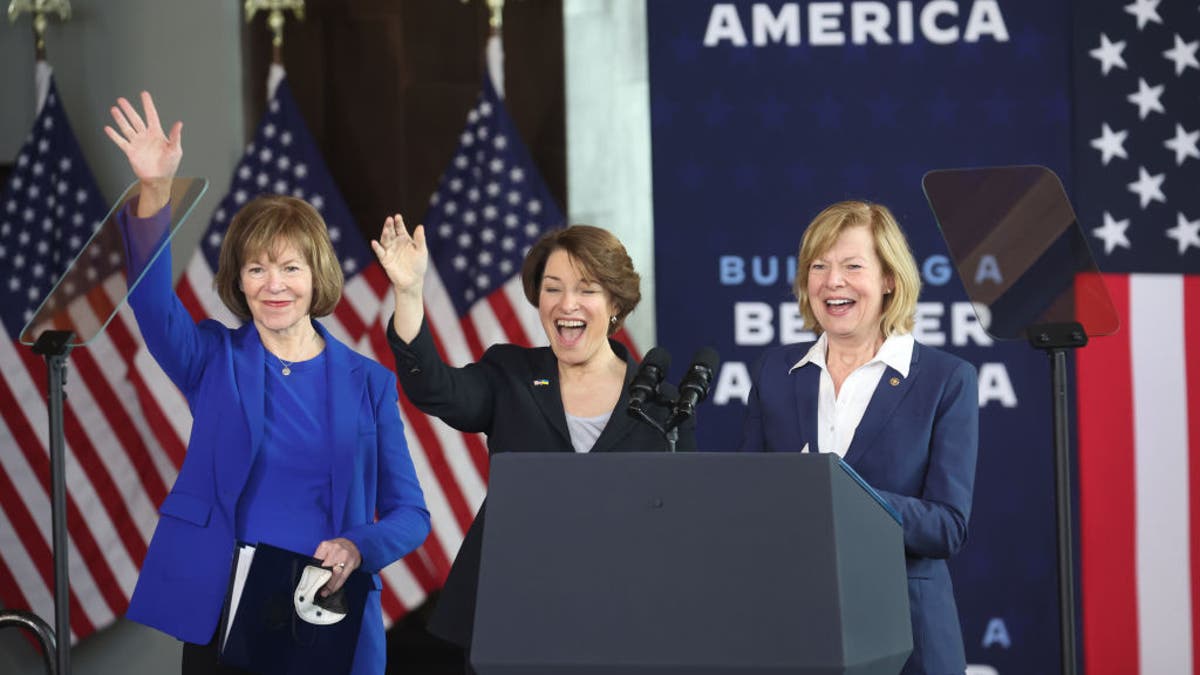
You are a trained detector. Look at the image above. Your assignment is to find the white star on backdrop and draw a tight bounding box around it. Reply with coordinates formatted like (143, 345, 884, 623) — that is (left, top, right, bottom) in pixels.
(1162, 34, 1200, 76)
(1091, 123, 1129, 164)
(1127, 165, 1166, 208)
(1090, 33, 1128, 75)
(1164, 124, 1200, 165)
(1127, 78, 1166, 119)
(1165, 212, 1200, 254)
(1093, 211, 1132, 254)
(1124, 0, 1163, 30)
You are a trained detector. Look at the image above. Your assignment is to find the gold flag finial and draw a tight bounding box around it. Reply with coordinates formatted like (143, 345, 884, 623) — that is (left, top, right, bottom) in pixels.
(486, 0, 503, 32)
(245, 0, 304, 58)
(8, 0, 71, 60)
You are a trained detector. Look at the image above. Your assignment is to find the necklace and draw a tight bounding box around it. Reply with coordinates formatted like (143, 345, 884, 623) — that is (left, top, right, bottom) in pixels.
(269, 331, 317, 376)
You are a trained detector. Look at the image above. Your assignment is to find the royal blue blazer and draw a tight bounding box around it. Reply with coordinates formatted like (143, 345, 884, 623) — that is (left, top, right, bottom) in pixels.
(120, 204, 430, 674)
(740, 340, 978, 675)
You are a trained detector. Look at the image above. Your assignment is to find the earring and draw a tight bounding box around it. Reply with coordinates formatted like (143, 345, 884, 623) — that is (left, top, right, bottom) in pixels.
(610, 316, 618, 325)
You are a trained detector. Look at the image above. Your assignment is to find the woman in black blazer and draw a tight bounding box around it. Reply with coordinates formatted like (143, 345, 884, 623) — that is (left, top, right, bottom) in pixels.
(371, 215, 693, 662)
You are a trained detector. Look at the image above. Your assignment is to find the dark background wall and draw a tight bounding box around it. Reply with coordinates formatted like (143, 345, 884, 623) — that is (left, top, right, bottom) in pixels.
(243, 0, 566, 244)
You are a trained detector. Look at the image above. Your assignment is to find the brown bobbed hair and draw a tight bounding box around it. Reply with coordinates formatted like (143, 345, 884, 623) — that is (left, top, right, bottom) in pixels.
(793, 200, 921, 337)
(213, 195, 344, 322)
(520, 225, 641, 336)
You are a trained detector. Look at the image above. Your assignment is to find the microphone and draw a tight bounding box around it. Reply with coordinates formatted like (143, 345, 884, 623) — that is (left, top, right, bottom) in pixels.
(655, 381, 680, 408)
(668, 347, 720, 430)
(627, 347, 671, 416)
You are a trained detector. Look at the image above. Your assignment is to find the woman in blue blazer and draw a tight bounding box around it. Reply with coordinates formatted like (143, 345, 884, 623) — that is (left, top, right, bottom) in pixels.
(106, 92, 431, 674)
(740, 201, 978, 675)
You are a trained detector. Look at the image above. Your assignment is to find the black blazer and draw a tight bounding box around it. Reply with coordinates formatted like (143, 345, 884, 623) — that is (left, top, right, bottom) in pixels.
(388, 318, 694, 647)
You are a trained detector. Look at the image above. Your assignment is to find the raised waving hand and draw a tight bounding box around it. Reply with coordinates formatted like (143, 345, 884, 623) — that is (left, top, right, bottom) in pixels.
(104, 91, 182, 217)
(371, 213, 428, 342)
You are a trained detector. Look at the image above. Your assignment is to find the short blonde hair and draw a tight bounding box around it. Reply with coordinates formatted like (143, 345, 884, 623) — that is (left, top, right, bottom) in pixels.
(794, 201, 920, 337)
(521, 225, 641, 336)
(214, 195, 344, 322)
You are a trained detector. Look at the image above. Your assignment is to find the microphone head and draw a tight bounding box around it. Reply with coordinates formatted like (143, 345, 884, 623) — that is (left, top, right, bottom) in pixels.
(690, 347, 720, 373)
(628, 346, 673, 417)
(665, 347, 721, 432)
(675, 347, 720, 411)
(642, 346, 672, 372)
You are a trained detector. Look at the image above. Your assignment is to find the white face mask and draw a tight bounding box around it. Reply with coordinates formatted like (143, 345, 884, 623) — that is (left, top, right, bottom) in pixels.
(293, 565, 347, 626)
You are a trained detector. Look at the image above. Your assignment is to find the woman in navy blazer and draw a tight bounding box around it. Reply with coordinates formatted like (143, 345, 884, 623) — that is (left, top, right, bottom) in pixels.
(371, 216, 693, 668)
(106, 92, 431, 674)
(740, 201, 978, 675)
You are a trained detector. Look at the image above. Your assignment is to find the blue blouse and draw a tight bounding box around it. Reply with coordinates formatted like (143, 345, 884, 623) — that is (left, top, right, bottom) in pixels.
(237, 349, 335, 555)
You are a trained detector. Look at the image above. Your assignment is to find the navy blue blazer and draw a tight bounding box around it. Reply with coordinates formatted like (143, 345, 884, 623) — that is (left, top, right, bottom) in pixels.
(120, 205, 430, 674)
(741, 340, 978, 675)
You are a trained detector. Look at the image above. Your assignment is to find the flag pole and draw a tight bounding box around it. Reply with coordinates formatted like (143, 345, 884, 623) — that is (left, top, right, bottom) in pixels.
(7, 0, 70, 61)
(244, 0, 304, 68)
(459, 0, 507, 97)
(485, 0, 504, 99)
(486, 0, 503, 33)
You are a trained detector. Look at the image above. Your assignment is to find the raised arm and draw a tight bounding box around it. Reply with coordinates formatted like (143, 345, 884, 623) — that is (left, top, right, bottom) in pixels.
(104, 91, 182, 217)
(105, 92, 213, 396)
(371, 213, 428, 343)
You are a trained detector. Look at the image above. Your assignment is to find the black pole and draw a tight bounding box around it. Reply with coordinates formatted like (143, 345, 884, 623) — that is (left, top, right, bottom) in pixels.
(1030, 323, 1086, 675)
(0, 609, 57, 675)
(32, 330, 75, 675)
(1050, 346, 1077, 675)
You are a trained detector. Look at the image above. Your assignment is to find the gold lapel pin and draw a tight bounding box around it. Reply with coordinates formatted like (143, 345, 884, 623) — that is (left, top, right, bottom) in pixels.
(889, 376, 901, 387)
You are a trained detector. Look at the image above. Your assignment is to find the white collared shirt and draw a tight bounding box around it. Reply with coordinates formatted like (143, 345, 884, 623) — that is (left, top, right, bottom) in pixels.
(789, 332, 915, 457)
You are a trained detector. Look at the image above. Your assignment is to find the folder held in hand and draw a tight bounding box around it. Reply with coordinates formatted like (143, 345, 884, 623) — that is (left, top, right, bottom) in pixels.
(218, 542, 369, 674)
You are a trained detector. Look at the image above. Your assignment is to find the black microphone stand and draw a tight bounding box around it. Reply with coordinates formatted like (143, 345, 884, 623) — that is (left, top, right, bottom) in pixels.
(628, 390, 682, 452)
(663, 426, 680, 453)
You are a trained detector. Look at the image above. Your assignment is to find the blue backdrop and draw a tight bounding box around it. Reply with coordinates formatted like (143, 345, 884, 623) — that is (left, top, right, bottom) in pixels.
(647, 1, 1071, 671)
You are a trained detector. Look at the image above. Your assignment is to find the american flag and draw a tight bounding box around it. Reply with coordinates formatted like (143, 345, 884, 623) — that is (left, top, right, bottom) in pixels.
(1074, 2, 1200, 673)
(394, 70, 565, 597)
(0, 65, 147, 641)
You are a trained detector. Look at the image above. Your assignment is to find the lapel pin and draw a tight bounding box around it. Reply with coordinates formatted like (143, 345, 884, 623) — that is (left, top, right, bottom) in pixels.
(533, 378, 550, 387)
(889, 377, 901, 387)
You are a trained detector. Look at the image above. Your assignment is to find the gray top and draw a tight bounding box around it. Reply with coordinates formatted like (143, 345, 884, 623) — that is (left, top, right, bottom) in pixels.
(565, 410, 613, 453)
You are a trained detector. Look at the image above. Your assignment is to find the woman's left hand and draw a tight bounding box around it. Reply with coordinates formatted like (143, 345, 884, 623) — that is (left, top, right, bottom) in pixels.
(313, 537, 362, 596)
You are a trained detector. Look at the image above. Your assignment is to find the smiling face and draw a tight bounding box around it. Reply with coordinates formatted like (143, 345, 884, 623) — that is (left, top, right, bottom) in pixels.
(806, 224, 893, 346)
(240, 238, 314, 336)
(538, 248, 618, 368)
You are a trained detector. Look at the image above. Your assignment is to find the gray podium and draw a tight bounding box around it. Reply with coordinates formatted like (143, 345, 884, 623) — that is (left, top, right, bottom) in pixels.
(471, 452, 912, 675)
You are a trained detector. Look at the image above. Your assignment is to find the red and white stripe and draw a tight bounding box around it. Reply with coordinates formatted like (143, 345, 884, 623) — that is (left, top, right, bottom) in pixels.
(0, 272, 197, 641)
(1078, 273, 1200, 675)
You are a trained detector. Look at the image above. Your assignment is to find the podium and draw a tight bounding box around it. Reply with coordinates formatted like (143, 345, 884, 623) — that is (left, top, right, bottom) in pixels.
(471, 452, 912, 675)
